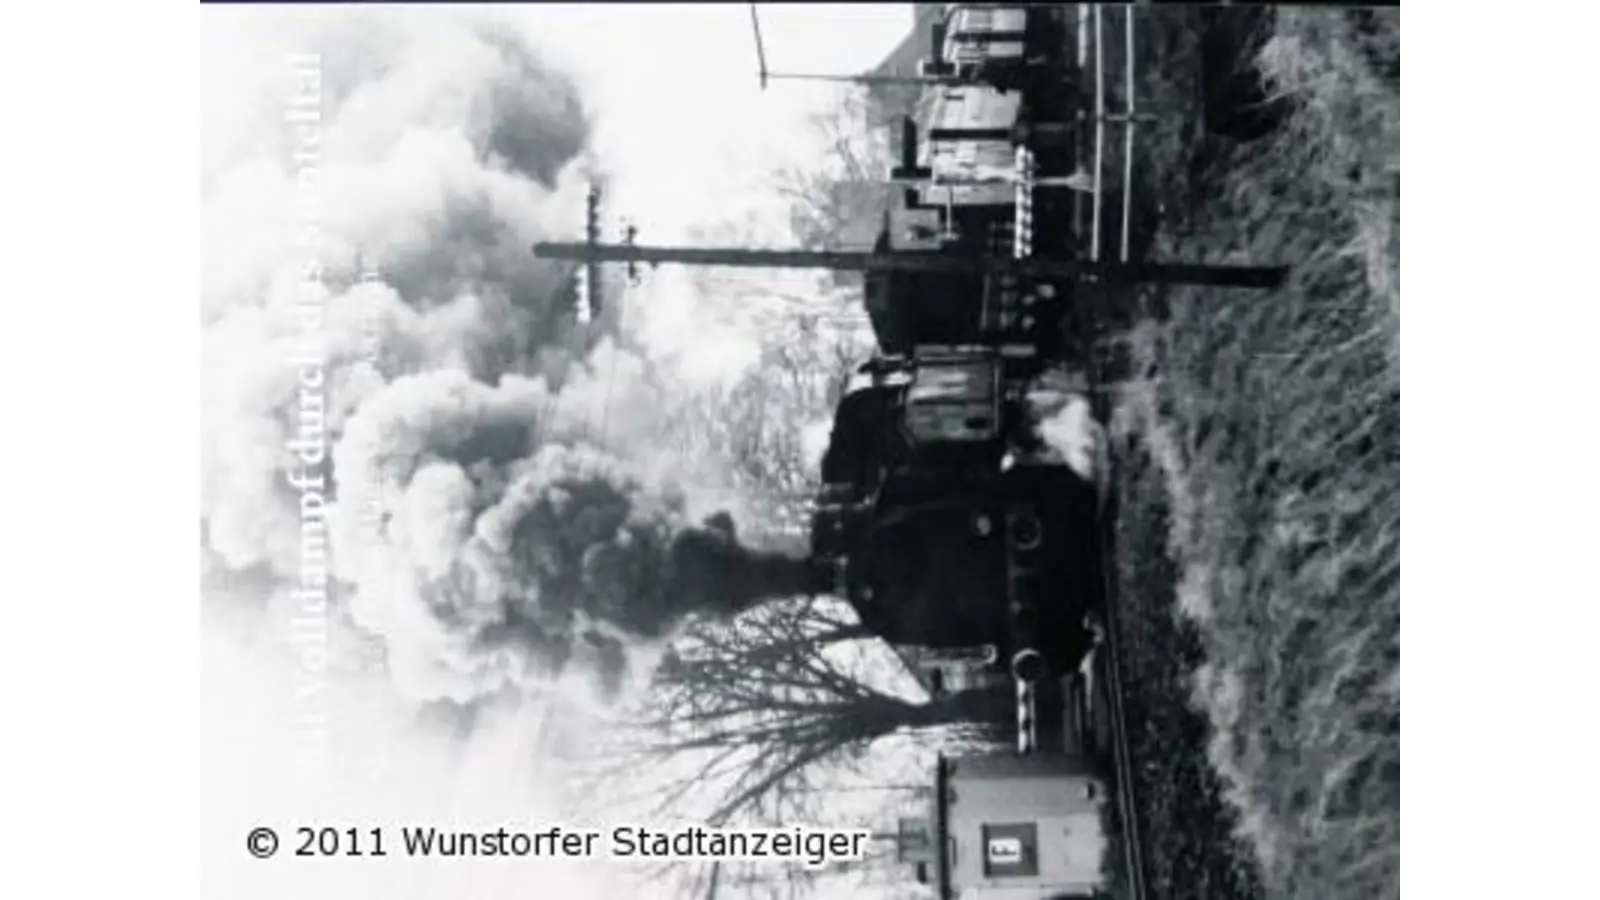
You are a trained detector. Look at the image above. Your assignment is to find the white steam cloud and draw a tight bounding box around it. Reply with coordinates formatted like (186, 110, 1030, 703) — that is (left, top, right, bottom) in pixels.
(1020, 366, 1110, 496)
(201, 7, 617, 695)
(202, 7, 818, 715)
(199, 12, 768, 895)
(203, 11, 595, 567)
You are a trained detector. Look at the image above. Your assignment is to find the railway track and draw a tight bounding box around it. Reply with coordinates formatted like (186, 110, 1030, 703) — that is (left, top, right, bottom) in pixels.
(1091, 459, 1149, 900)
(1075, 4, 1150, 898)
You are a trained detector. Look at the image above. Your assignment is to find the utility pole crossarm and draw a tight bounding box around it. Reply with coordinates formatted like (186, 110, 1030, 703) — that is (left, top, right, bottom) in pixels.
(531, 240, 1288, 289)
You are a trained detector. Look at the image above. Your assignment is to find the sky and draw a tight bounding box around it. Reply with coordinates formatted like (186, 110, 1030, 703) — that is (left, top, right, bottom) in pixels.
(199, 6, 918, 899)
(517, 3, 911, 237)
(518, 3, 912, 385)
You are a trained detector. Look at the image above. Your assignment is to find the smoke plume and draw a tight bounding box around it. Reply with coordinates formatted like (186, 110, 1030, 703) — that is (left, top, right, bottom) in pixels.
(326, 370, 815, 701)
(202, 9, 809, 708)
(1021, 366, 1109, 489)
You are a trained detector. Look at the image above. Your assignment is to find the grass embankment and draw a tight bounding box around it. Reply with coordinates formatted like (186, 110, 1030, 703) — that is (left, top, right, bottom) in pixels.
(1101, 7, 1399, 900)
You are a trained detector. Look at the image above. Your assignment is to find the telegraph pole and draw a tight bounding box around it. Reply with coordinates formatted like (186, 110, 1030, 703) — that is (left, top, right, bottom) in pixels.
(532, 239, 1288, 289)
(570, 183, 645, 323)
(579, 185, 601, 324)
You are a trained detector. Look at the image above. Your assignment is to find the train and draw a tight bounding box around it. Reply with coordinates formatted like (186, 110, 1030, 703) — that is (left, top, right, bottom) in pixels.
(806, 3, 1106, 690)
(800, 11, 1124, 896)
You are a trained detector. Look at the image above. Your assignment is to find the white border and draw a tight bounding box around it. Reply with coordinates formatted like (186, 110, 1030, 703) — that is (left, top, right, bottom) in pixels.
(2, 0, 196, 897)
(1406, 1, 1599, 897)
(4, 3, 1599, 899)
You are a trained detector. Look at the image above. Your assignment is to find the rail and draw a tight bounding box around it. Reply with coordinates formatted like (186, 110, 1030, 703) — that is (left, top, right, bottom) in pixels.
(1098, 528, 1150, 900)
(1080, 3, 1141, 265)
(1081, 6, 1150, 898)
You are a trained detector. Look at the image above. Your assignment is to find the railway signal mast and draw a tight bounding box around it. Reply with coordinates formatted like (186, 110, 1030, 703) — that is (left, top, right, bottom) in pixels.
(572, 183, 642, 325)
(575, 184, 601, 324)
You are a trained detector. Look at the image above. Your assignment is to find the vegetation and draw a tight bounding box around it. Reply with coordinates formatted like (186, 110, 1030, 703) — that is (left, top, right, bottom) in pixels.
(771, 87, 897, 291)
(1102, 7, 1399, 899)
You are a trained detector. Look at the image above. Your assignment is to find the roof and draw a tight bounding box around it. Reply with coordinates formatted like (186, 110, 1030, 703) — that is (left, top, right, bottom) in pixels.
(871, 8, 938, 78)
(865, 4, 945, 126)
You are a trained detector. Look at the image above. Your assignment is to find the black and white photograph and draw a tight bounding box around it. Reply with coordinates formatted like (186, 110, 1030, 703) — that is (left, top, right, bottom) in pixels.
(194, 3, 1398, 898)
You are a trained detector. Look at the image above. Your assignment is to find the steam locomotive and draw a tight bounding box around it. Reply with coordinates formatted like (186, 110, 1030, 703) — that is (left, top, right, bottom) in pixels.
(807, 4, 1104, 685)
(807, 348, 1104, 678)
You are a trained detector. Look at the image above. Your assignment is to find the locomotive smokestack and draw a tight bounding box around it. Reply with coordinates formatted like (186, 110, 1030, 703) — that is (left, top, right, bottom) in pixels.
(661, 515, 823, 618)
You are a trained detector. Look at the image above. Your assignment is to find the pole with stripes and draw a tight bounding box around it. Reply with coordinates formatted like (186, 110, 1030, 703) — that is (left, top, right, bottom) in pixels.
(1013, 145, 1035, 259)
(1016, 677, 1037, 755)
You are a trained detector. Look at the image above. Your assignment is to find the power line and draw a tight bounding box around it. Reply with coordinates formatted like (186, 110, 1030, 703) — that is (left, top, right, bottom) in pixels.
(747, 3, 958, 90)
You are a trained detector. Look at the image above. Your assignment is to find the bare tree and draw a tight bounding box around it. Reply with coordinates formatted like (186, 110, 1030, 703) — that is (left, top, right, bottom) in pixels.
(666, 311, 869, 548)
(583, 594, 1005, 899)
(633, 598, 1005, 819)
(770, 88, 897, 290)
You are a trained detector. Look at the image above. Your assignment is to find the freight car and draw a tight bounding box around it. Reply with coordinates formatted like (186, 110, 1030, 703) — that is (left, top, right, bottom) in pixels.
(895, 4, 1081, 248)
(861, 213, 1076, 357)
(868, 4, 1086, 358)
(897, 753, 1111, 900)
(921, 4, 1072, 92)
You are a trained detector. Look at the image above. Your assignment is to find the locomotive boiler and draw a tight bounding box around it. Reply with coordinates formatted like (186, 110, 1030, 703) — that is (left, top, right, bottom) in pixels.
(807, 343, 1103, 685)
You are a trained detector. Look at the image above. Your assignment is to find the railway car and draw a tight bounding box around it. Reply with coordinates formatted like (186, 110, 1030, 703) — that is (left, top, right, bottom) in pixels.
(860, 214, 1074, 356)
(890, 96, 1076, 263)
(909, 84, 1025, 215)
(897, 752, 1111, 900)
(920, 4, 1071, 91)
(879, 4, 1082, 348)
